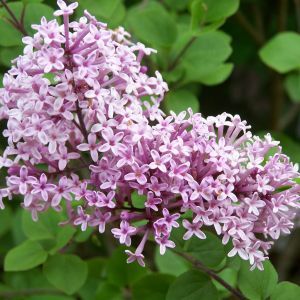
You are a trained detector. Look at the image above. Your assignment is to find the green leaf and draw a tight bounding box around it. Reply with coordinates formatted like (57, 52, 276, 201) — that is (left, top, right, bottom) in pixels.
(132, 274, 175, 300)
(22, 210, 75, 253)
(3, 269, 76, 300)
(155, 247, 190, 276)
(4, 268, 52, 290)
(284, 72, 300, 102)
(270, 281, 300, 300)
(78, 0, 126, 28)
(166, 270, 219, 300)
(74, 226, 94, 243)
(78, 258, 106, 300)
(165, 0, 191, 11)
(22, 0, 45, 3)
(0, 2, 54, 43)
(199, 63, 233, 85)
(213, 268, 238, 298)
(24, 3, 54, 34)
(170, 226, 186, 251)
(95, 282, 122, 300)
(266, 132, 300, 163)
(11, 208, 27, 244)
(0, 74, 3, 88)
(30, 296, 75, 300)
(0, 206, 12, 237)
(259, 32, 300, 73)
(106, 246, 148, 287)
(126, 2, 177, 48)
(174, 30, 232, 84)
(22, 210, 56, 240)
(203, 0, 240, 22)
(164, 89, 199, 114)
(43, 254, 88, 295)
(4, 240, 48, 271)
(186, 231, 226, 268)
(0, 2, 23, 19)
(131, 191, 147, 209)
(238, 260, 278, 300)
(190, 0, 207, 30)
(0, 46, 23, 66)
(0, 19, 22, 46)
(43, 73, 57, 85)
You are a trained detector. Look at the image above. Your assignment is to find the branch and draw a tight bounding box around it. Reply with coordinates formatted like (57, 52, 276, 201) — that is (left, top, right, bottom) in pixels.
(278, 0, 288, 32)
(294, 0, 300, 32)
(0, 0, 28, 35)
(279, 103, 300, 130)
(20, 3, 26, 29)
(176, 251, 247, 300)
(270, 0, 288, 130)
(168, 36, 197, 71)
(0, 288, 66, 299)
(251, 4, 265, 40)
(234, 11, 264, 45)
(270, 72, 285, 131)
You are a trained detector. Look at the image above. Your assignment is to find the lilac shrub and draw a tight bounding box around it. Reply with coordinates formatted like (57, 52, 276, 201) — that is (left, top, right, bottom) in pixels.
(0, 0, 299, 270)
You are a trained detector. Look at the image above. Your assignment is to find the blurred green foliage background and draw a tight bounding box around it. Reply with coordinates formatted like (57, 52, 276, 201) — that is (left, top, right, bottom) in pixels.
(0, 0, 300, 299)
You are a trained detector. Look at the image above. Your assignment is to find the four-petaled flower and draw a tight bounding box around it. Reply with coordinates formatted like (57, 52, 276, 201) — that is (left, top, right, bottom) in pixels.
(54, 0, 78, 16)
(77, 133, 100, 162)
(32, 173, 56, 201)
(124, 163, 149, 185)
(111, 221, 136, 246)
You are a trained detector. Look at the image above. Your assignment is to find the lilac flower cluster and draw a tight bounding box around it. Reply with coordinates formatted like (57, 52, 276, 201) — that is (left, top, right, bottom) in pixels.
(0, 1, 299, 270)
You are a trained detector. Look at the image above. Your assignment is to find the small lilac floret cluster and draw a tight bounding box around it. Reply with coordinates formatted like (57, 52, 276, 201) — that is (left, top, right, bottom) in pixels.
(0, 1, 299, 270)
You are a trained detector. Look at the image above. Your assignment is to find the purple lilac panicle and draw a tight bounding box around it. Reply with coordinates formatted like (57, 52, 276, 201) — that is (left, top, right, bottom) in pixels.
(0, 1, 300, 270)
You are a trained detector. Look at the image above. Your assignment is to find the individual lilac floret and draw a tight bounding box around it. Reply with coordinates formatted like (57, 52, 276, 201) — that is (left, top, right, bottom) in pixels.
(0, 1, 299, 271)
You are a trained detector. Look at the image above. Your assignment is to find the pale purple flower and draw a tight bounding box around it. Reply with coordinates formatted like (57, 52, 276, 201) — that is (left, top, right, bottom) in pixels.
(54, 145, 80, 170)
(149, 150, 171, 173)
(89, 210, 111, 233)
(125, 250, 145, 267)
(124, 163, 149, 185)
(98, 127, 124, 155)
(155, 208, 180, 229)
(38, 48, 65, 73)
(8, 166, 36, 195)
(228, 239, 249, 260)
(54, 0, 78, 16)
(98, 191, 116, 208)
(0, 188, 9, 209)
(146, 176, 168, 196)
(155, 235, 175, 255)
(169, 160, 190, 180)
(182, 220, 206, 240)
(52, 176, 71, 206)
(145, 191, 162, 211)
(111, 221, 136, 246)
(77, 133, 99, 162)
(32, 173, 55, 201)
(74, 206, 89, 231)
(256, 174, 274, 195)
(216, 183, 238, 202)
(244, 193, 266, 216)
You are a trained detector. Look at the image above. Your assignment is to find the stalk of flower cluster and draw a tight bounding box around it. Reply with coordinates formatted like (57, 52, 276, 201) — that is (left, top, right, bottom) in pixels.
(0, 0, 299, 276)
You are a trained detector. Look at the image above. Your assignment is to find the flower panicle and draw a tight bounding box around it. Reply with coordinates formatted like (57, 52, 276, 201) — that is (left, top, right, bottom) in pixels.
(0, 1, 299, 270)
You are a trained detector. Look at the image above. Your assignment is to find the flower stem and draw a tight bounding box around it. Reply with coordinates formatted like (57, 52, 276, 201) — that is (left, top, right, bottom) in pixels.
(175, 251, 247, 300)
(0, 0, 28, 35)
